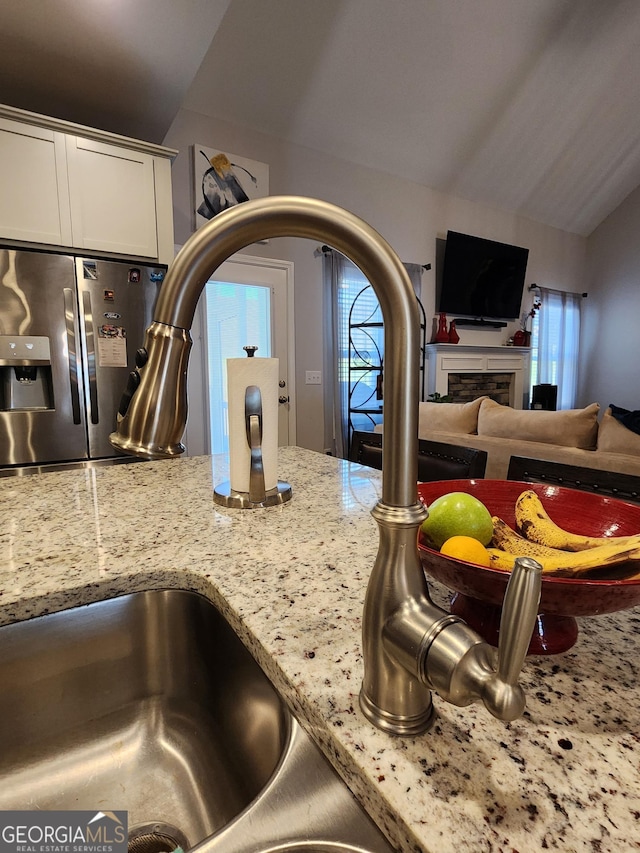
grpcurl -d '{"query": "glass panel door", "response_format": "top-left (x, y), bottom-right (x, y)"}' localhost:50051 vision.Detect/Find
top-left (183, 253), bottom-right (294, 458)
top-left (204, 280), bottom-right (271, 454)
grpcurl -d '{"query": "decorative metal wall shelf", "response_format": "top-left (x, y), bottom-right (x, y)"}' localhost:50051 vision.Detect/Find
top-left (347, 285), bottom-right (426, 449)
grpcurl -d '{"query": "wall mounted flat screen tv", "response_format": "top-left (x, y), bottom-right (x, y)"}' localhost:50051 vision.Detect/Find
top-left (438, 230), bottom-right (529, 321)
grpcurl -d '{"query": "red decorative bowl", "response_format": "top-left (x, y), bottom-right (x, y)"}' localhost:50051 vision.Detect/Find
top-left (417, 479), bottom-right (640, 655)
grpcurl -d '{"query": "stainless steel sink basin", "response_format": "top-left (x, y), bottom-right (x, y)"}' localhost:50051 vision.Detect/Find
top-left (0, 590), bottom-right (394, 853)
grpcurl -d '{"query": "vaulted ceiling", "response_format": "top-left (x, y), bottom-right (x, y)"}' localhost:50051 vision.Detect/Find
top-left (3, 0), bottom-right (640, 236)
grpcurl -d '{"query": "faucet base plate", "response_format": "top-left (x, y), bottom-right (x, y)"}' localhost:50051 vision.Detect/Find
top-left (359, 687), bottom-right (436, 737)
top-left (213, 480), bottom-right (292, 508)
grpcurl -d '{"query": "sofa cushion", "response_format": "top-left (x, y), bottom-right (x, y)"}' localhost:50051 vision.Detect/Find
top-left (418, 396), bottom-right (487, 436)
top-left (477, 399), bottom-right (600, 449)
top-left (597, 408), bottom-right (640, 455)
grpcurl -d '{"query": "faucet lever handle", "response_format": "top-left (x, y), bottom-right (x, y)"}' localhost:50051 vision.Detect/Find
top-left (483, 556), bottom-right (542, 720)
top-left (498, 557), bottom-right (543, 683)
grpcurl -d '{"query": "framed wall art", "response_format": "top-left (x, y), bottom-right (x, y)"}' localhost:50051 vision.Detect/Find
top-left (193, 144), bottom-right (269, 230)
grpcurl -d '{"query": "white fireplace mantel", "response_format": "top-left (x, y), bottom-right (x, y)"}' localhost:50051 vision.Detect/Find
top-left (425, 344), bottom-right (531, 409)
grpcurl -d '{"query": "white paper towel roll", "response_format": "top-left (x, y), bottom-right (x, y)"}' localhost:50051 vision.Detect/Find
top-left (227, 357), bottom-right (279, 494)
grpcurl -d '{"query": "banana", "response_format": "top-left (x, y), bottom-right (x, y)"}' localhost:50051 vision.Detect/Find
top-left (487, 538), bottom-right (640, 576)
top-left (514, 489), bottom-right (640, 552)
top-left (491, 516), bottom-right (568, 559)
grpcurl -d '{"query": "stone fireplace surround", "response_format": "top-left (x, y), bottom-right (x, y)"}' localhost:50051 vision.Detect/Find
top-left (425, 344), bottom-right (531, 409)
top-left (448, 372), bottom-right (513, 406)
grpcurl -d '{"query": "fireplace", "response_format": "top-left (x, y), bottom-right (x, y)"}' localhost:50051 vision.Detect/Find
top-left (447, 372), bottom-right (513, 405)
top-left (425, 344), bottom-right (531, 409)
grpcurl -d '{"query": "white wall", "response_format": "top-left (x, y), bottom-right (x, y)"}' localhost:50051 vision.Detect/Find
top-left (579, 185), bottom-right (640, 412)
top-left (164, 107), bottom-right (587, 451)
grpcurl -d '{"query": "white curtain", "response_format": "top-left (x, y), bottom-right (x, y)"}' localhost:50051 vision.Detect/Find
top-left (322, 250), bottom-right (351, 459)
top-left (532, 287), bottom-right (582, 410)
top-left (321, 249), bottom-right (423, 458)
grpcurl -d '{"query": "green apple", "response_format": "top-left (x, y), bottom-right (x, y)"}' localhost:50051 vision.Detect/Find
top-left (420, 492), bottom-right (493, 549)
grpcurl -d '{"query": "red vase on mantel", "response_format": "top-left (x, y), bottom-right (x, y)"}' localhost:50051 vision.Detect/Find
top-left (448, 320), bottom-right (460, 344)
top-left (435, 312), bottom-right (450, 343)
top-left (513, 329), bottom-right (531, 347)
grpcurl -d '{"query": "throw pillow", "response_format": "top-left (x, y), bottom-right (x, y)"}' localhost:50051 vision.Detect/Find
top-left (418, 396), bottom-right (487, 436)
top-left (609, 403), bottom-right (640, 436)
top-left (477, 399), bottom-right (600, 449)
top-left (597, 408), bottom-right (640, 455)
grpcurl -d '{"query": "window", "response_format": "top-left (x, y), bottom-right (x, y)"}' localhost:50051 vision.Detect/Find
top-left (530, 288), bottom-right (582, 410)
top-left (344, 282), bottom-right (384, 435)
top-left (322, 249), bottom-right (423, 457)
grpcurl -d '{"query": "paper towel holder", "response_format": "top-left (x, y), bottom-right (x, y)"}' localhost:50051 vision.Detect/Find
top-left (213, 366), bottom-right (292, 509)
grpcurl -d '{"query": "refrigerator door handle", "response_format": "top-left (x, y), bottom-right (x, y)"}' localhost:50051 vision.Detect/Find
top-left (63, 287), bottom-right (82, 425)
top-left (82, 291), bottom-right (100, 424)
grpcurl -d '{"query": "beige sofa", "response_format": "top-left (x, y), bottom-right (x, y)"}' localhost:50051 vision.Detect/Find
top-left (379, 397), bottom-right (640, 480)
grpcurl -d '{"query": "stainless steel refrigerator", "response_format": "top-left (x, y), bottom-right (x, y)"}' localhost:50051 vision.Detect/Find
top-left (0, 247), bottom-right (165, 474)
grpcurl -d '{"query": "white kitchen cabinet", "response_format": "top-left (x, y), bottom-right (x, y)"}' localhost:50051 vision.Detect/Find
top-left (66, 136), bottom-right (158, 258)
top-left (0, 116), bottom-right (72, 246)
top-left (0, 105), bottom-right (176, 264)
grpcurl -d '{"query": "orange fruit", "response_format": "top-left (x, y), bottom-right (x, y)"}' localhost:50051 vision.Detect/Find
top-left (440, 535), bottom-right (491, 567)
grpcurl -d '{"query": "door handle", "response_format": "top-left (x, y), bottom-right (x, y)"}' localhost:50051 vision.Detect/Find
top-left (63, 288), bottom-right (82, 425)
top-left (82, 291), bottom-right (99, 424)
top-left (279, 395), bottom-right (289, 404)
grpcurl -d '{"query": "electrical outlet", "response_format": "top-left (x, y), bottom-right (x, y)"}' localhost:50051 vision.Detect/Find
top-left (305, 370), bottom-right (322, 385)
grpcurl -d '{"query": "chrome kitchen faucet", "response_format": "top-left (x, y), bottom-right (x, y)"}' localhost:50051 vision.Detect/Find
top-left (110, 196), bottom-right (542, 736)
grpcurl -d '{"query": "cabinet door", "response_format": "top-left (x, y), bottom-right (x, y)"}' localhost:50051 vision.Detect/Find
top-left (0, 118), bottom-right (72, 245)
top-left (66, 136), bottom-right (158, 257)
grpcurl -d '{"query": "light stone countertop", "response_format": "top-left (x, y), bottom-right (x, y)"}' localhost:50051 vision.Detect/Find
top-left (1, 447), bottom-right (639, 853)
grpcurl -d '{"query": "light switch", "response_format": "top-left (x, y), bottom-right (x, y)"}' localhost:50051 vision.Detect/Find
top-left (305, 370), bottom-right (322, 385)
